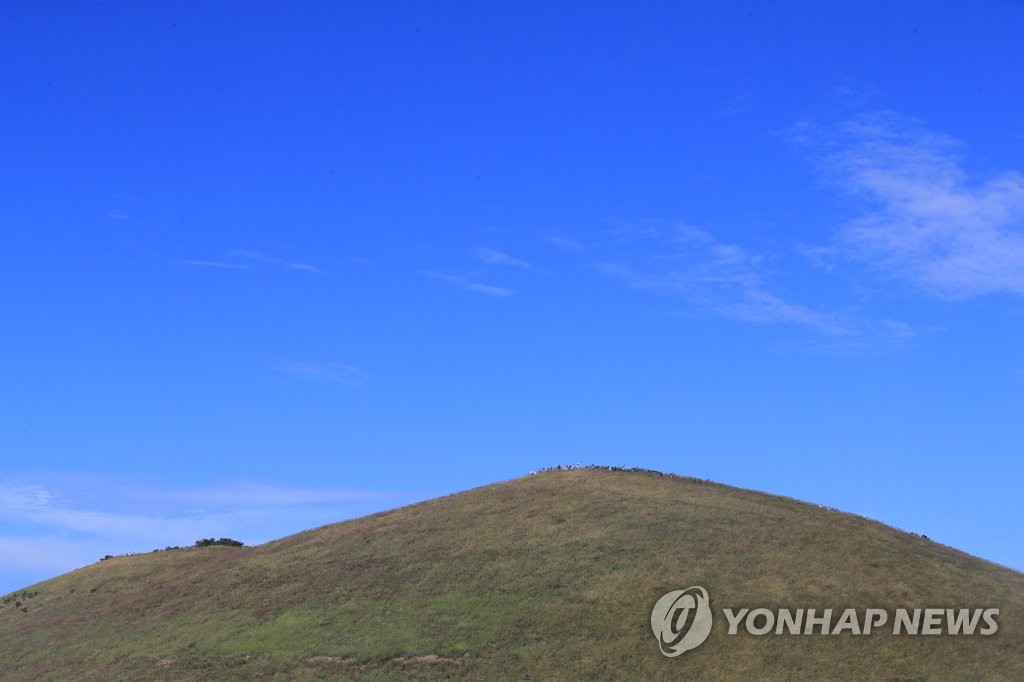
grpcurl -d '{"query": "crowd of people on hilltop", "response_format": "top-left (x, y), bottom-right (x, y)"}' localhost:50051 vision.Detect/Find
top-left (531, 463), bottom-right (584, 473)
top-left (528, 463), bottom-right (699, 479)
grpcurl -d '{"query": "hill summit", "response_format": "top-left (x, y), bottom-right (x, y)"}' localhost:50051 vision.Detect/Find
top-left (2, 467), bottom-right (1022, 680)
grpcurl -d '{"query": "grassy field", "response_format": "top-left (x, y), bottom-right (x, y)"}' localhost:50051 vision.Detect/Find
top-left (2, 468), bottom-right (1022, 680)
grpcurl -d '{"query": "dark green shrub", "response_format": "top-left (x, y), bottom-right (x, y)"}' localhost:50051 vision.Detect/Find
top-left (194, 537), bottom-right (244, 547)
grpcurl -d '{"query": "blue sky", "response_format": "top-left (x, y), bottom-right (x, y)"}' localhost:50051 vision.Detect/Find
top-left (3, 1), bottom-right (1023, 593)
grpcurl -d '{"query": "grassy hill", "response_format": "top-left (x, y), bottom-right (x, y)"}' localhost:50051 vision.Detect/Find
top-left (2, 468), bottom-right (1022, 680)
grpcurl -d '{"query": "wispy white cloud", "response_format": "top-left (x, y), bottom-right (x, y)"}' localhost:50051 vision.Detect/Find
top-left (828, 78), bottom-right (881, 109)
top-left (463, 283), bottom-right (514, 296)
top-left (473, 247), bottom-right (530, 269)
top-left (278, 362), bottom-right (366, 386)
top-left (719, 290), bottom-right (847, 332)
top-left (0, 475), bottom-right (398, 592)
top-left (231, 250), bottom-right (323, 273)
top-left (176, 259), bottom-right (247, 270)
top-left (176, 250), bottom-right (322, 273)
top-left (544, 234), bottom-right (588, 253)
top-left (803, 112), bottom-right (1024, 299)
top-left (594, 224), bottom-right (849, 335)
top-left (419, 270), bottom-right (514, 297)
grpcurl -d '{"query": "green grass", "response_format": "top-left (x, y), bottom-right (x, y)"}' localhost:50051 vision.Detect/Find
top-left (2, 468), bottom-right (1022, 679)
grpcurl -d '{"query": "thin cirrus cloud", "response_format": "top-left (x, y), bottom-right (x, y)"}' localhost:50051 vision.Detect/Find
top-left (803, 111), bottom-right (1024, 300)
top-left (593, 224), bottom-right (850, 335)
top-left (544, 234), bottom-right (588, 253)
top-left (176, 259), bottom-right (248, 269)
top-left (279, 362), bottom-right (367, 386)
top-left (418, 270), bottom-right (514, 297)
top-left (0, 476), bottom-right (397, 587)
top-left (473, 247), bottom-right (531, 269)
top-left (176, 250), bottom-right (321, 273)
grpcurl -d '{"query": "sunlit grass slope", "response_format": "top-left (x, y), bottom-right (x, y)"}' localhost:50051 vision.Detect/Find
top-left (2, 468), bottom-right (1022, 680)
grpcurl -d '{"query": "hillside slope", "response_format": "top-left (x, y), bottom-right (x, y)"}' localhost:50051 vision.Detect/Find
top-left (2, 468), bottom-right (1022, 680)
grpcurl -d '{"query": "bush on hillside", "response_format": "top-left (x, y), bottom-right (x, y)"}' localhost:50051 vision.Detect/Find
top-left (194, 537), bottom-right (244, 548)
